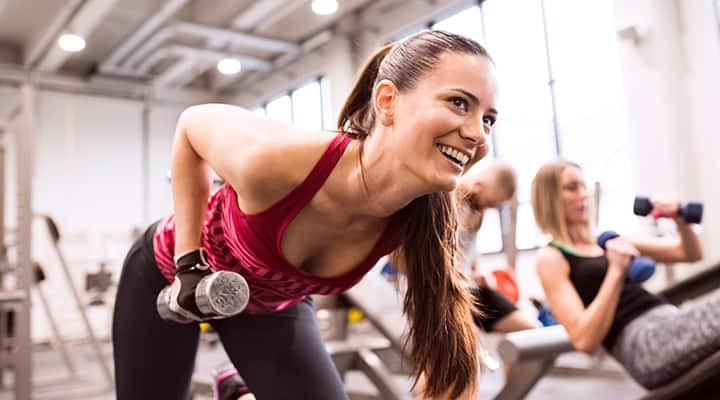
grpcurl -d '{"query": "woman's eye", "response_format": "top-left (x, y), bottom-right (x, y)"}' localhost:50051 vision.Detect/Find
top-left (449, 97), bottom-right (468, 112)
top-left (483, 116), bottom-right (496, 127)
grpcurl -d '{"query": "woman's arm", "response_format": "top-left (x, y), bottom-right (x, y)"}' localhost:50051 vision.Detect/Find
top-left (170, 103), bottom-right (324, 256)
top-left (536, 244), bottom-right (632, 354)
top-left (170, 107), bottom-right (214, 256)
top-left (629, 198), bottom-right (703, 263)
top-left (629, 224), bottom-right (703, 264)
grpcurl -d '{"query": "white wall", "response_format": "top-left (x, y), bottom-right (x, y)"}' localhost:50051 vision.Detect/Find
top-left (148, 104), bottom-right (184, 222)
top-left (681, 0), bottom-right (720, 262)
top-left (614, 0), bottom-right (720, 261)
top-left (35, 91), bottom-right (144, 235)
top-left (30, 92), bottom-right (195, 238)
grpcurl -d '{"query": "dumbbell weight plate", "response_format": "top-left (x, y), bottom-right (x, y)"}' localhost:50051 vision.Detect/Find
top-left (682, 203), bottom-right (703, 224)
top-left (196, 271), bottom-right (250, 317)
top-left (633, 197), bottom-right (653, 216)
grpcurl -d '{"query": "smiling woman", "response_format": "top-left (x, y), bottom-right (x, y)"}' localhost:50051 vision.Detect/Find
top-left (336, 31), bottom-right (498, 398)
top-left (112, 30), bottom-right (497, 400)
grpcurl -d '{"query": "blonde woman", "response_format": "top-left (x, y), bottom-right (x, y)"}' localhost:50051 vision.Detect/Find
top-left (531, 160), bottom-right (716, 390)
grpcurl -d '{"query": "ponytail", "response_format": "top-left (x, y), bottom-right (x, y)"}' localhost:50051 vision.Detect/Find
top-left (337, 43), bottom-right (393, 137)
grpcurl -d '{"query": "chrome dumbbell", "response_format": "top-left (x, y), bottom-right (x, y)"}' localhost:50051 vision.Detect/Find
top-left (156, 270), bottom-right (250, 323)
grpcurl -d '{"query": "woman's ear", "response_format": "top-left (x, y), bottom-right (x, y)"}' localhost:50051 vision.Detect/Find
top-left (373, 79), bottom-right (397, 126)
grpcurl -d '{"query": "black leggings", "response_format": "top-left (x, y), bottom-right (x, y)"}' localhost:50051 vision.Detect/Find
top-left (470, 286), bottom-right (518, 332)
top-left (112, 223), bottom-right (347, 400)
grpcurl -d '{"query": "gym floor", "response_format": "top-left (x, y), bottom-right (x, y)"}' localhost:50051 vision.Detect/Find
top-left (0, 251), bottom-right (659, 399)
top-left (0, 322), bottom-right (645, 400)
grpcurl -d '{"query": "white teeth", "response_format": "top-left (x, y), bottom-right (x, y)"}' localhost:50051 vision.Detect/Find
top-left (437, 144), bottom-right (469, 166)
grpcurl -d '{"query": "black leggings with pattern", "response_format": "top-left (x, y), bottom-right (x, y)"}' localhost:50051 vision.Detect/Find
top-left (614, 290), bottom-right (720, 389)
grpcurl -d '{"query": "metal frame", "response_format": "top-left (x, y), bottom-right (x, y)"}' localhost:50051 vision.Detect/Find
top-left (38, 215), bottom-right (114, 390)
top-left (496, 262), bottom-right (720, 400)
top-left (0, 83), bottom-right (36, 400)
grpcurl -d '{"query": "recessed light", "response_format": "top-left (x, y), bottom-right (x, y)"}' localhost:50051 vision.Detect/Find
top-left (217, 58), bottom-right (242, 75)
top-left (58, 33), bottom-right (86, 52)
top-left (312, 0), bottom-right (338, 16)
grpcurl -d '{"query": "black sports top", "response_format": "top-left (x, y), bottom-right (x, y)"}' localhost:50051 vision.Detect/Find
top-left (549, 242), bottom-right (668, 350)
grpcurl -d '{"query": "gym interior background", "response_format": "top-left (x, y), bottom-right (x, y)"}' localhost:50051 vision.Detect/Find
top-left (0, 0), bottom-right (718, 399)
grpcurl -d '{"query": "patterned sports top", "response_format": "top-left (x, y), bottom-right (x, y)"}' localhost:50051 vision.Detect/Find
top-left (153, 134), bottom-right (399, 314)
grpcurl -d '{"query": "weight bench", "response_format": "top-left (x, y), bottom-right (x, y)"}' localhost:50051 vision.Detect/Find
top-left (339, 264), bottom-right (413, 400)
top-left (497, 262), bottom-right (720, 400)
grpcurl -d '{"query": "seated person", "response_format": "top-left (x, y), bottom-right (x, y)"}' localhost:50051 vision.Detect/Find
top-left (531, 160), bottom-right (717, 390)
top-left (455, 161), bottom-right (539, 333)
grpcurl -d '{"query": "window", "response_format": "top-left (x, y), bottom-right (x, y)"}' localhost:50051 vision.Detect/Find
top-left (476, 208), bottom-right (503, 253)
top-left (265, 95), bottom-right (292, 124)
top-left (542, 0), bottom-right (634, 235)
top-left (431, 6), bottom-right (484, 43)
top-left (251, 76), bottom-right (328, 130)
top-left (291, 81), bottom-right (323, 130)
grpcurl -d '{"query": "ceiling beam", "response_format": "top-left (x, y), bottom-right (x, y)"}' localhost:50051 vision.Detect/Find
top-left (169, 60), bottom-right (215, 88)
top-left (136, 45), bottom-right (271, 77)
top-left (212, 29), bottom-right (332, 92)
top-left (0, 62), bottom-right (219, 105)
top-left (109, 21), bottom-right (298, 79)
top-left (100, 0), bottom-right (189, 72)
top-left (118, 26), bottom-right (174, 70)
top-left (253, 0), bottom-right (308, 34)
top-left (169, 45), bottom-right (272, 70)
top-left (152, 57), bottom-right (197, 89)
top-left (230, 0), bottom-right (288, 31)
top-left (174, 21), bottom-right (299, 53)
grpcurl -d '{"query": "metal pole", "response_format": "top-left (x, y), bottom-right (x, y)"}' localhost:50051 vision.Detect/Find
top-left (502, 195), bottom-right (519, 268)
top-left (43, 216), bottom-right (114, 386)
top-left (0, 120), bottom-right (6, 389)
top-left (13, 83), bottom-right (35, 400)
top-left (141, 99), bottom-right (150, 223)
top-left (34, 279), bottom-right (77, 378)
top-left (539, 0), bottom-right (562, 157)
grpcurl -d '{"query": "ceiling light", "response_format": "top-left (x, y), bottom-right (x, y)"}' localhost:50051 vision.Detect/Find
top-left (217, 58), bottom-right (242, 75)
top-left (58, 33), bottom-right (86, 52)
top-left (312, 0), bottom-right (338, 16)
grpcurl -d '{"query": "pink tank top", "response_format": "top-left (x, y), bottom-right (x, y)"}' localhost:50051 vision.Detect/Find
top-left (153, 135), bottom-right (399, 314)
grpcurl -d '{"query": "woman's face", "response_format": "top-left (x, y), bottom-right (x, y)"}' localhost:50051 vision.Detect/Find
top-left (560, 165), bottom-right (589, 225)
top-left (383, 52), bottom-right (498, 192)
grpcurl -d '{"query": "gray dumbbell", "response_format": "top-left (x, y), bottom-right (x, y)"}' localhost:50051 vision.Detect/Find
top-left (156, 271), bottom-right (250, 323)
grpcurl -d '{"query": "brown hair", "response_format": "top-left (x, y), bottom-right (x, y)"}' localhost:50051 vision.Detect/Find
top-left (338, 30), bottom-right (492, 398)
top-left (531, 160), bottom-right (591, 244)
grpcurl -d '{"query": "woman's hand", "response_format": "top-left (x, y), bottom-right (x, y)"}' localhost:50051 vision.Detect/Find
top-left (604, 237), bottom-right (638, 275)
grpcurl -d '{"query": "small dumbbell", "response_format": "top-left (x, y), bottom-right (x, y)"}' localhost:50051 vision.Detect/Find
top-left (156, 270), bottom-right (250, 323)
top-left (597, 231), bottom-right (656, 283)
top-left (633, 197), bottom-right (703, 224)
